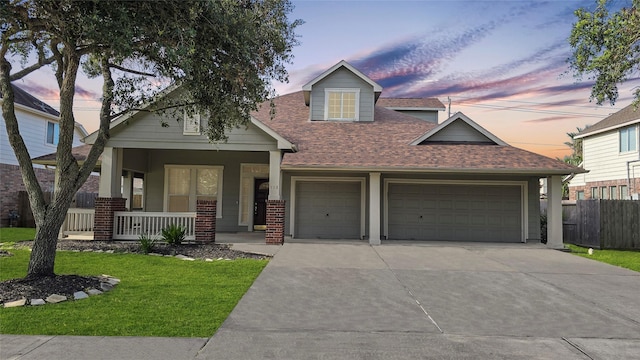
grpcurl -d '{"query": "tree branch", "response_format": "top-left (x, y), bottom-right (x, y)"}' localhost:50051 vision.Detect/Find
top-left (108, 62), bottom-right (156, 77)
top-left (9, 55), bottom-right (56, 81)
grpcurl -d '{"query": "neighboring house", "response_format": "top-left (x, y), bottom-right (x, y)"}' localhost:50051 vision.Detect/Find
top-left (0, 85), bottom-right (98, 226)
top-left (568, 104), bottom-right (640, 200)
top-left (79, 60), bottom-right (578, 246)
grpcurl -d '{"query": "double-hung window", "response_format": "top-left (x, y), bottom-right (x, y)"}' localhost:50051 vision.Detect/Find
top-left (164, 165), bottom-right (223, 217)
top-left (46, 121), bottom-right (59, 145)
top-left (325, 88), bottom-right (359, 121)
top-left (619, 126), bottom-right (637, 152)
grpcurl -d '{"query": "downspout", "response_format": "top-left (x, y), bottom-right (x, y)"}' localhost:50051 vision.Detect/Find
top-left (628, 159), bottom-right (640, 199)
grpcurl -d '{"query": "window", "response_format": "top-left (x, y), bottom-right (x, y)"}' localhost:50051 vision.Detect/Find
top-left (610, 186), bottom-right (617, 199)
top-left (620, 126), bottom-right (637, 152)
top-left (601, 186), bottom-right (609, 200)
top-left (325, 88), bottom-right (359, 120)
top-left (183, 109), bottom-right (201, 135)
top-left (46, 121), bottom-right (59, 145)
top-left (576, 190), bottom-right (585, 200)
top-left (591, 187), bottom-right (598, 199)
top-left (164, 165), bottom-right (223, 217)
top-left (620, 185), bottom-right (629, 199)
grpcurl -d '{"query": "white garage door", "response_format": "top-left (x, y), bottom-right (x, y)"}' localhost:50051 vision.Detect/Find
top-left (295, 181), bottom-right (361, 239)
top-left (388, 183), bottom-right (522, 242)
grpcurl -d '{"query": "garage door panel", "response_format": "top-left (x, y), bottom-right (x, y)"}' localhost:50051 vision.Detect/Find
top-left (388, 183), bottom-right (522, 242)
top-left (296, 181), bottom-right (361, 239)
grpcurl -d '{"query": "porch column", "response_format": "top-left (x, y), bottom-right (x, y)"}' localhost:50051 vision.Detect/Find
top-left (195, 200), bottom-right (216, 243)
top-left (369, 172), bottom-right (381, 245)
top-left (94, 147), bottom-right (124, 241)
top-left (99, 147), bottom-right (123, 198)
top-left (266, 150), bottom-right (285, 244)
top-left (546, 175), bottom-right (563, 248)
top-left (268, 150), bottom-right (282, 200)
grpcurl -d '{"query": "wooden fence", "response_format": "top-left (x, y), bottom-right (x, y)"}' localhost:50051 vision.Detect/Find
top-left (17, 191), bottom-right (97, 228)
top-left (562, 200), bottom-right (640, 250)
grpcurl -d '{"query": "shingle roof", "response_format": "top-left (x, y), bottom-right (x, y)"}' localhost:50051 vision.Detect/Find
top-left (377, 97), bottom-right (445, 109)
top-left (577, 103), bottom-right (640, 138)
top-left (32, 144), bottom-right (100, 168)
top-left (0, 84), bottom-right (60, 116)
top-left (253, 92), bottom-right (581, 175)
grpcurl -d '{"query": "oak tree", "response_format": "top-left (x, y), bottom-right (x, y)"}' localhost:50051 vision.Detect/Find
top-left (568, 0), bottom-right (640, 106)
top-left (0, 0), bottom-right (300, 278)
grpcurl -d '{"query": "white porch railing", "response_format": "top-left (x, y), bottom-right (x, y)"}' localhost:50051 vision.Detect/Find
top-left (113, 211), bottom-right (196, 241)
top-left (62, 208), bottom-right (95, 233)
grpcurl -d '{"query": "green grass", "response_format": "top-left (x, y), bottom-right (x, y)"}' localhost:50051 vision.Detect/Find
top-left (0, 249), bottom-right (267, 337)
top-left (567, 244), bottom-right (640, 272)
top-left (0, 227), bottom-right (36, 245)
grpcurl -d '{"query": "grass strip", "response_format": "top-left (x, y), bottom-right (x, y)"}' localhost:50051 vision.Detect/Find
top-left (1, 250), bottom-right (267, 337)
top-left (567, 244), bottom-right (640, 272)
top-left (0, 228), bottom-right (36, 246)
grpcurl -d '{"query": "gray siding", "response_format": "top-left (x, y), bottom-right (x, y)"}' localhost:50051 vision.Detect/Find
top-left (144, 150), bottom-right (269, 232)
top-left (309, 67), bottom-right (375, 122)
top-left (393, 110), bottom-right (439, 123)
top-left (527, 177), bottom-right (542, 241)
top-left (122, 149), bottom-right (149, 172)
top-left (426, 119), bottom-right (492, 143)
top-left (107, 111), bottom-right (278, 151)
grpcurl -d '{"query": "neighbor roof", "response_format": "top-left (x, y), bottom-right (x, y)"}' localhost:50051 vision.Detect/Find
top-left (252, 92), bottom-right (582, 175)
top-left (377, 97), bottom-right (445, 110)
top-left (0, 84), bottom-right (60, 116)
top-left (31, 144), bottom-right (101, 169)
top-left (575, 103), bottom-right (640, 139)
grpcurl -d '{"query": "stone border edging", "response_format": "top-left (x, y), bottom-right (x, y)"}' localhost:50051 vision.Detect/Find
top-left (3, 275), bottom-right (120, 308)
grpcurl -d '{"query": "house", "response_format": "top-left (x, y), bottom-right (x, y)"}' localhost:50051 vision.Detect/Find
top-left (77, 60), bottom-right (579, 246)
top-left (0, 85), bottom-right (98, 226)
top-left (568, 104), bottom-right (640, 200)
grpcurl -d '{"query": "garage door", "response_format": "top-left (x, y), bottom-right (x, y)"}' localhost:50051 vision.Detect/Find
top-left (295, 181), bottom-right (361, 239)
top-left (388, 183), bottom-right (522, 242)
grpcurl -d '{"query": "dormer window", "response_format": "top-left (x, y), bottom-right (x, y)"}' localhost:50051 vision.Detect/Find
top-left (325, 88), bottom-right (359, 121)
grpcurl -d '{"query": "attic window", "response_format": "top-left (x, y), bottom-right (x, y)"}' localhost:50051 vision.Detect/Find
top-left (324, 88), bottom-right (359, 121)
top-left (183, 109), bottom-right (201, 135)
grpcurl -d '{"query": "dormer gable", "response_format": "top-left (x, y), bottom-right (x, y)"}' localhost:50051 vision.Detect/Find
top-left (302, 60), bottom-right (382, 122)
top-left (410, 112), bottom-right (507, 145)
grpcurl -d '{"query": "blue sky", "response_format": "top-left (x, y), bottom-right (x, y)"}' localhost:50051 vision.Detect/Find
top-left (14, 0), bottom-right (638, 158)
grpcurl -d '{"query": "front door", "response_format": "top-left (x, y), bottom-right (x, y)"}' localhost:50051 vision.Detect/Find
top-left (253, 179), bottom-right (269, 230)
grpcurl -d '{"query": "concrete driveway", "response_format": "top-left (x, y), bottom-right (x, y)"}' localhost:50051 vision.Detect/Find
top-left (198, 242), bottom-right (640, 359)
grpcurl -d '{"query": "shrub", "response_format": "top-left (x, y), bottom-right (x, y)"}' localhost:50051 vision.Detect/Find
top-left (138, 233), bottom-right (157, 254)
top-left (540, 213), bottom-right (547, 244)
top-left (162, 224), bottom-right (186, 246)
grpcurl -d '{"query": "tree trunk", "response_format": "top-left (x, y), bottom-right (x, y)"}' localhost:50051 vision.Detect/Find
top-left (27, 216), bottom-right (65, 278)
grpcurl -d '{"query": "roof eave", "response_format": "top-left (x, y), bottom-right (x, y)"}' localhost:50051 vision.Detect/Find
top-left (280, 164), bottom-right (582, 176)
top-left (574, 118), bottom-right (640, 139)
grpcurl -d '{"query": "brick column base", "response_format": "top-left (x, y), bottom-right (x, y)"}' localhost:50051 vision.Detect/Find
top-left (196, 200), bottom-right (216, 243)
top-left (266, 200), bottom-right (285, 245)
top-left (94, 197), bottom-right (126, 241)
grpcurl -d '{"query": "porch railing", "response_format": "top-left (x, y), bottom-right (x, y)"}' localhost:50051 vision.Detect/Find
top-left (113, 211), bottom-right (196, 241)
top-left (62, 208), bottom-right (95, 233)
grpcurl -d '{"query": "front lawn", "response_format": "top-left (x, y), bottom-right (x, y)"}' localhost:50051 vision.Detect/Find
top-left (0, 227), bottom-right (36, 245)
top-left (0, 249), bottom-right (267, 337)
top-left (567, 244), bottom-right (640, 272)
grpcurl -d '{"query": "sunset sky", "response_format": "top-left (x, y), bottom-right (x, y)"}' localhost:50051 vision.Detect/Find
top-left (12, 0), bottom-right (640, 159)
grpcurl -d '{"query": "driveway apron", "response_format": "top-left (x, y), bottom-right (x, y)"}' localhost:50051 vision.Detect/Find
top-left (197, 243), bottom-right (640, 360)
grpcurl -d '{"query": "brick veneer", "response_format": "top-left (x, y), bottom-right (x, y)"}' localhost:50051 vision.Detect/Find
top-left (0, 163), bottom-right (100, 227)
top-left (570, 178), bottom-right (640, 200)
top-left (265, 200), bottom-right (285, 245)
top-left (195, 200), bottom-right (216, 243)
top-left (93, 197), bottom-right (126, 241)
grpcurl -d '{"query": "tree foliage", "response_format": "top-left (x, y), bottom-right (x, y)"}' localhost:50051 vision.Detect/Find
top-left (0, 0), bottom-right (300, 277)
top-left (568, 0), bottom-right (640, 106)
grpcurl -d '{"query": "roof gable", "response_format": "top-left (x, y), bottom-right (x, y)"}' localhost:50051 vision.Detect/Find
top-left (410, 112), bottom-right (506, 146)
top-left (575, 103), bottom-right (640, 139)
top-left (302, 60), bottom-right (382, 106)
